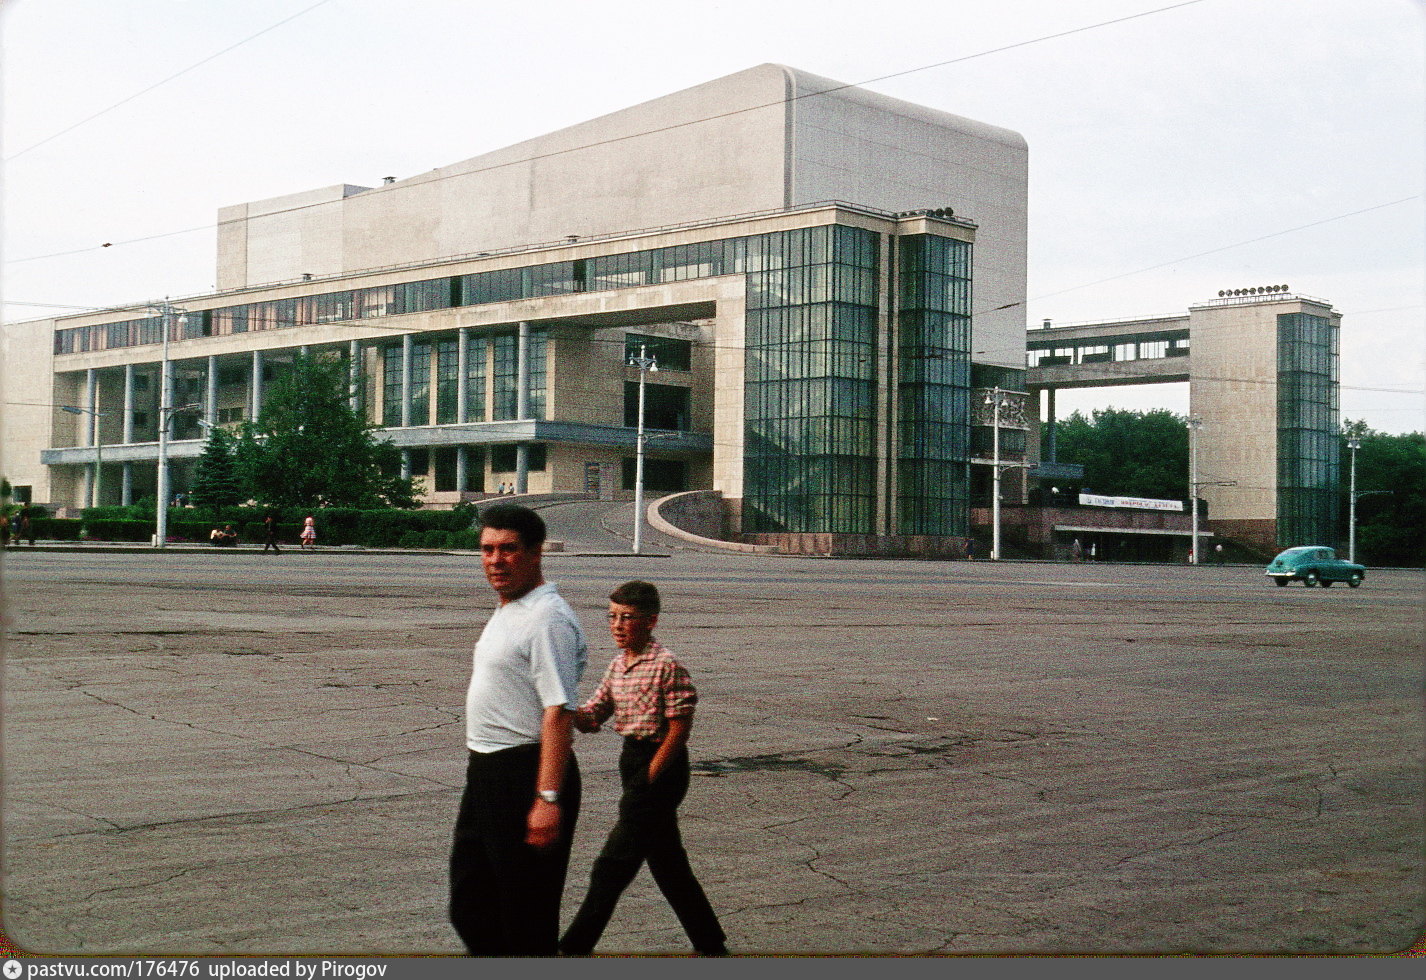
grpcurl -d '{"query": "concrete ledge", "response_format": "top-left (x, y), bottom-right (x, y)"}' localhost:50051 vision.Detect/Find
top-left (649, 491), bottom-right (776, 554)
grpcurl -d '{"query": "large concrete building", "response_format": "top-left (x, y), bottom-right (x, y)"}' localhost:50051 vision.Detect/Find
top-left (2, 65), bottom-right (1030, 553)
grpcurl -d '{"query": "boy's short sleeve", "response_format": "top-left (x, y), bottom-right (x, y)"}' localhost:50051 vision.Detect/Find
top-left (662, 659), bottom-right (698, 718)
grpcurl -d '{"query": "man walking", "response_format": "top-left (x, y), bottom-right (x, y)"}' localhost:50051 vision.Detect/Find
top-left (450, 503), bottom-right (587, 955)
top-left (559, 580), bottom-right (727, 956)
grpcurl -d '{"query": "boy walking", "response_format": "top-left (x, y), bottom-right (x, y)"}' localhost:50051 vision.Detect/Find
top-left (559, 581), bottom-right (727, 956)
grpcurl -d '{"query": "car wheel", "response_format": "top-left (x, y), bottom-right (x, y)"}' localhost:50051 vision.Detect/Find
top-left (1348, 573), bottom-right (1363, 588)
top-left (1274, 578), bottom-right (1288, 587)
top-left (1320, 579), bottom-right (1332, 587)
top-left (1303, 571), bottom-right (1319, 587)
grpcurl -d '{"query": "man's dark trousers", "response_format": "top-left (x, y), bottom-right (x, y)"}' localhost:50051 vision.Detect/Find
top-left (559, 737), bottom-right (725, 954)
top-left (449, 743), bottom-right (581, 955)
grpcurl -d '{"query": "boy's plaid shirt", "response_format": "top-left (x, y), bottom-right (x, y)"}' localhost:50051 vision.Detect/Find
top-left (576, 639), bottom-right (696, 741)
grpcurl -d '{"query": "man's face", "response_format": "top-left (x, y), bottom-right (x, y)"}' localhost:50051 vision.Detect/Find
top-left (608, 601), bottom-right (657, 655)
top-left (480, 527), bottom-right (542, 603)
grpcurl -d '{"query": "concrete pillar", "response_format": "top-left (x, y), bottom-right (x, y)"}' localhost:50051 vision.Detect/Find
top-left (206, 355), bottom-right (219, 426)
top-left (515, 322), bottom-right (530, 494)
top-left (456, 446), bottom-right (468, 494)
top-left (401, 449), bottom-right (412, 480)
top-left (1045, 387), bottom-right (1058, 463)
top-left (121, 462), bottom-right (133, 506)
top-left (123, 364), bottom-right (135, 444)
top-left (83, 369), bottom-right (97, 446)
top-left (349, 340), bottom-right (361, 413)
top-left (401, 335), bottom-right (413, 428)
top-left (250, 350), bottom-right (264, 420)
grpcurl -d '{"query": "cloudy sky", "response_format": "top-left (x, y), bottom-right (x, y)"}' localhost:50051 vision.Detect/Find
top-left (3, 0), bottom-right (1423, 432)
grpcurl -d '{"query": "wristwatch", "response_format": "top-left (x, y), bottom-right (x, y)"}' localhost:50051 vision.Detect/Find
top-left (537, 789), bottom-right (560, 804)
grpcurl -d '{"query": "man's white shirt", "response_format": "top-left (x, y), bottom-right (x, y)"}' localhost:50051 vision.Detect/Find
top-left (465, 582), bottom-right (587, 753)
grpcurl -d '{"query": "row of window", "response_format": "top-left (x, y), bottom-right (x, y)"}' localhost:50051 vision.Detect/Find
top-left (1026, 333), bottom-right (1190, 368)
top-left (54, 224), bottom-right (879, 355)
top-left (380, 330), bottom-right (549, 427)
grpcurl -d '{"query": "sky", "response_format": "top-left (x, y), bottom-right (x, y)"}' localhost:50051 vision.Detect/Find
top-left (3, 0), bottom-right (1423, 433)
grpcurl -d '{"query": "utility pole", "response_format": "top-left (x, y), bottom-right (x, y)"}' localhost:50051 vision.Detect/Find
top-left (1188, 415), bottom-right (1202, 564)
top-left (1347, 435), bottom-right (1360, 563)
top-left (985, 387), bottom-right (1006, 560)
top-left (629, 343), bottom-right (658, 554)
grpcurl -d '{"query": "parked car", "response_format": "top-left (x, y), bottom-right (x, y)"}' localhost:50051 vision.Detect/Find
top-left (1265, 546), bottom-right (1366, 588)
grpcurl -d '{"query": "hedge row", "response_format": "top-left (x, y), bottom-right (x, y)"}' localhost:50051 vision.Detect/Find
top-left (46, 506), bottom-right (486, 549)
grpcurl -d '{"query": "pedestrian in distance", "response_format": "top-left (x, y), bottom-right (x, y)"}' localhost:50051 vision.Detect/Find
top-left (300, 515), bottom-right (316, 550)
top-left (559, 580), bottom-right (728, 957)
top-left (19, 505), bottom-right (35, 546)
top-left (262, 513), bottom-right (281, 553)
top-left (449, 503), bottom-right (587, 955)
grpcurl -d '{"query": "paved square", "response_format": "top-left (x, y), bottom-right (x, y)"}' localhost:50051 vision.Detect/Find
top-left (2, 550), bottom-right (1421, 955)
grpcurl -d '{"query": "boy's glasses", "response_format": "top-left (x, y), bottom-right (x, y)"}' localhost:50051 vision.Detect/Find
top-left (608, 613), bottom-right (650, 623)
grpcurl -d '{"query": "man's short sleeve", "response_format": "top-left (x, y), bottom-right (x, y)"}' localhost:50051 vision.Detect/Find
top-left (527, 606), bottom-right (586, 710)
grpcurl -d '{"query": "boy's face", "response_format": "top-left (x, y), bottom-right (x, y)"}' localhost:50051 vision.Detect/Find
top-left (608, 601), bottom-right (657, 655)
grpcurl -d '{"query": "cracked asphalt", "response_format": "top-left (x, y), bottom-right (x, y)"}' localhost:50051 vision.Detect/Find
top-left (1, 548), bottom-right (1422, 956)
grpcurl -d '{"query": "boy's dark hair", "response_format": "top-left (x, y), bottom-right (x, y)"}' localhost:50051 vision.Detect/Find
top-left (480, 503), bottom-right (547, 548)
top-left (610, 580), bottom-right (660, 615)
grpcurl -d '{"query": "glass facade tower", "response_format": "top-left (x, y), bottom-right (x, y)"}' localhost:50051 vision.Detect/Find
top-left (1277, 312), bottom-right (1340, 547)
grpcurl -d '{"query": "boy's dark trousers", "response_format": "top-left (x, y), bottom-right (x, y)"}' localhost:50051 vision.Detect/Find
top-left (559, 736), bottom-right (725, 955)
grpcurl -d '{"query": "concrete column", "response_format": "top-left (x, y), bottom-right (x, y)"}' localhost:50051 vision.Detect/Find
top-left (123, 365), bottom-right (135, 444)
top-left (456, 327), bottom-right (469, 424)
top-left (348, 340), bottom-right (361, 413)
top-left (121, 462), bottom-right (133, 506)
top-left (515, 322), bottom-right (530, 494)
top-left (401, 335), bottom-right (413, 428)
top-left (456, 446), bottom-right (468, 493)
top-left (1045, 387), bottom-right (1058, 463)
top-left (250, 350), bottom-right (264, 420)
top-left (401, 449), bottom-right (412, 480)
top-left (83, 369), bottom-right (97, 446)
top-left (206, 355), bottom-right (219, 426)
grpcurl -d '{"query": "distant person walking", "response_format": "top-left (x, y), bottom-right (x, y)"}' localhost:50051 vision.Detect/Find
top-left (20, 506), bottom-right (34, 546)
top-left (263, 513), bottom-right (281, 553)
top-left (300, 516), bottom-right (316, 550)
top-left (559, 580), bottom-right (727, 957)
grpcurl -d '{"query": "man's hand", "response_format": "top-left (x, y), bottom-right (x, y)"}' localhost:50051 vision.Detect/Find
top-left (572, 712), bottom-right (600, 734)
top-left (526, 798), bottom-right (561, 849)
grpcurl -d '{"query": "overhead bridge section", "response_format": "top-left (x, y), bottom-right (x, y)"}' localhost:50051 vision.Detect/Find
top-left (1024, 315), bottom-right (1191, 389)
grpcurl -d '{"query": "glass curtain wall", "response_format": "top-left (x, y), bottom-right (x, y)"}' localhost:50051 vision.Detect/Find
top-left (492, 330), bottom-right (548, 421)
top-left (742, 224), bottom-right (880, 534)
top-left (1277, 312), bottom-right (1340, 547)
top-left (897, 235), bottom-right (972, 536)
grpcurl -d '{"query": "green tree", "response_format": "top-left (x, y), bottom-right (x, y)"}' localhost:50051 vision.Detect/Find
top-left (235, 353), bottom-right (421, 509)
top-left (189, 426), bottom-right (245, 508)
top-left (1049, 408), bottom-right (1190, 500)
top-left (1341, 420), bottom-right (1425, 567)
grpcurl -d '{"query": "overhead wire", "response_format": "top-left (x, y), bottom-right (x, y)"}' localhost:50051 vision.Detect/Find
top-left (4, 0), bottom-right (341, 162)
top-left (7, 0), bottom-right (1211, 265)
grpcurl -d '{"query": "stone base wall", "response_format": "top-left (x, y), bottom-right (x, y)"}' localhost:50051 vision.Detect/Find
top-left (741, 533), bottom-right (967, 559)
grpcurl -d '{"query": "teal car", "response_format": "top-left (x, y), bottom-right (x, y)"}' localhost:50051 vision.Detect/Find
top-left (1265, 546), bottom-right (1366, 588)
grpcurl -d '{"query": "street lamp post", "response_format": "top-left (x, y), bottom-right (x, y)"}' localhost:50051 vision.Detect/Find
top-left (985, 387), bottom-right (1006, 560)
top-left (1188, 415), bottom-right (1202, 564)
top-left (151, 302), bottom-right (189, 548)
top-left (628, 344), bottom-right (658, 554)
top-left (59, 405), bottom-right (111, 508)
top-left (1347, 436), bottom-right (1361, 563)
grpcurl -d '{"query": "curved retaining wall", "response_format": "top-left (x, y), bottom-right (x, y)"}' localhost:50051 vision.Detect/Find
top-left (649, 491), bottom-right (776, 555)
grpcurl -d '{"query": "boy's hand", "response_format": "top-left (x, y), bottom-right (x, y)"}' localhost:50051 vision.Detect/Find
top-left (572, 712), bottom-right (600, 733)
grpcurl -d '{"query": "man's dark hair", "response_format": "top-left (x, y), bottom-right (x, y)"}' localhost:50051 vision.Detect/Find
top-left (480, 503), bottom-right (547, 548)
top-left (610, 580), bottom-right (660, 615)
